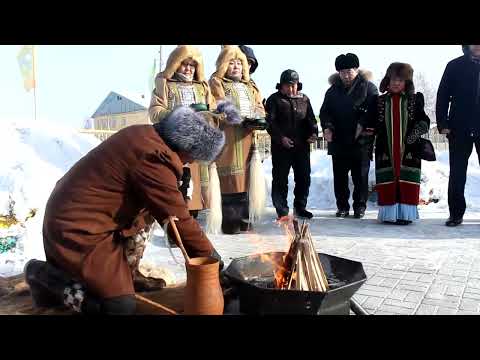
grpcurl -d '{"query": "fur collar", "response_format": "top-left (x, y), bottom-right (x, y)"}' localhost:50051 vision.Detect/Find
top-left (328, 69), bottom-right (373, 86)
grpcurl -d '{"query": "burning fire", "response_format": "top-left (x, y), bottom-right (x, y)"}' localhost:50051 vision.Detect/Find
top-left (243, 218), bottom-right (328, 292)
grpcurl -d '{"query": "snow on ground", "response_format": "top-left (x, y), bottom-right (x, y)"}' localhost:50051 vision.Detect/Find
top-left (1, 123), bottom-right (480, 278)
top-left (0, 120), bottom-right (100, 276)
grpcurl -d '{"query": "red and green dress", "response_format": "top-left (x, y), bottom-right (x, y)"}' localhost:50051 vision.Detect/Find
top-left (368, 92), bottom-right (430, 222)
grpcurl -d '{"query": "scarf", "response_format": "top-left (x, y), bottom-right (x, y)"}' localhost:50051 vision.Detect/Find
top-left (174, 72), bottom-right (194, 82)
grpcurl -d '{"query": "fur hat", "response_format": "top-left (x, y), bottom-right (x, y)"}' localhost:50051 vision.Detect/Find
top-left (379, 62), bottom-right (415, 94)
top-left (238, 45), bottom-right (258, 74)
top-left (160, 45), bottom-right (206, 82)
top-left (212, 46), bottom-right (250, 82)
top-left (154, 107), bottom-right (225, 162)
top-left (335, 53), bottom-right (360, 71)
top-left (276, 69), bottom-right (303, 91)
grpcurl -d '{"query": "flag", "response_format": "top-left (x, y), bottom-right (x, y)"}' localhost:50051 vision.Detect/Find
top-left (149, 58), bottom-right (157, 92)
top-left (17, 45), bottom-right (36, 92)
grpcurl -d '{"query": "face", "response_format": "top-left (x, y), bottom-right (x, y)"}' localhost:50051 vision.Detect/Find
top-left (388, 76), bottom-right (406, 94)
top-left (177, 59), bottom-right (196, 81)
top-left (338, 68), bottom-right (359, 86)
top-left (280, 83), bottom-right (298, 97)
top-left (227, 59), bottom-right (243, 78)
top-left (469, 45), bottom-right (480, 57)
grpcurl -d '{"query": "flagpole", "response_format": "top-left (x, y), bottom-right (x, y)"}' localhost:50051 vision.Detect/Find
top-left (32, 45), bottom-right (37, 122)
top-left (159, 45), bottom-right (163, 71)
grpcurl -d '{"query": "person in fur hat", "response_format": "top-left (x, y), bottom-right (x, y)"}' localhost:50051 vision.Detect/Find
top-left (209, 45), bottom-right (266, 234)
top-left (265, 69), bottom-right (318, 221)
top-left (319, 53), bottom-right (378, 219)
top-left (149, 45), bottom-right (216, 218)
top-left (364, 63), bottom-right (430, 225)
top-left (24, 104), bottom-right (241, 315)
top-left (436, 45), bottom-right (480, 227)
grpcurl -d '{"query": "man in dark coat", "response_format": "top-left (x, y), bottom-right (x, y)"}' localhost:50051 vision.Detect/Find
top-left (319, 53), bottom-right (378, 218)
top-left (265, 69), bottom-right (318, 220)
top-left (24, 103), bottom-right (241, 314)
top-left (436, 45), bottom-right (480, 227)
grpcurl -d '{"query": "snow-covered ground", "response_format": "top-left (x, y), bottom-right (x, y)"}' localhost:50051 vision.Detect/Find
top-left (0, 121), bottom-right (100, 276)
top-left (2, 122), bottom-right (480, 278)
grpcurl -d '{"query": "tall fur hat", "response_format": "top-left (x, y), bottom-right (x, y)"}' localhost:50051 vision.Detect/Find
top-left (160, 45), bottom-right (206, 82)
top-left (211, 45), bottom-right (250, 82)
top-left (379, 62), bottom-right (415, 94)
top-left (154, 107), bottom-right (225, 162)
top-left (335, 53), bottom-right (360, 71)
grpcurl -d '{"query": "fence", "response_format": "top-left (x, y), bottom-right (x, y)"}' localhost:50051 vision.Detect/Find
top-left (78, 129), bottom-right (117, 141)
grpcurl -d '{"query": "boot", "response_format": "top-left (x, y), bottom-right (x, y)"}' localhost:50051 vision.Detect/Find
top-left (294, 208), bottom-right (313, 219)
top-left (336, 209), bottom-right (349, 218)
top-left (24, 259), bottom-right (101, 313)
top-left (221, 195), bottom-right (241, 235)
top-left (353, 208), bottom-right (366, 219)
top-left (446, 217), bottom-right (463, 227)
top-left (239, 193), bottom-right (252, 232)
top-left (133, 269), bottom-right (167, 292)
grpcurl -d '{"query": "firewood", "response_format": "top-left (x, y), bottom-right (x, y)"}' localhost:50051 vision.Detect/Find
top-left (275, 219), bottom-right (331, 293)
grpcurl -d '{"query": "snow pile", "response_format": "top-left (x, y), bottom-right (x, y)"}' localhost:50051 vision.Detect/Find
top-left (0, 120), bottom-right (100, 276)
top-left (420, 149), bottom-right (480, 211)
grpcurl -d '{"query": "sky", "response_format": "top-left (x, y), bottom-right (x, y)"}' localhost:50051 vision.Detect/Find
top-left (0, 45), bottom-right (463, 128)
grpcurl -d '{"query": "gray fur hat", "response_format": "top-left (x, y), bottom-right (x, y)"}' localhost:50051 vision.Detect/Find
top-left (155, 107), bottom-right (226, 162)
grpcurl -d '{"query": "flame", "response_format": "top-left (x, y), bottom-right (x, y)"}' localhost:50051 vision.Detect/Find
top-left (243, 218), bottom-right (296, 290)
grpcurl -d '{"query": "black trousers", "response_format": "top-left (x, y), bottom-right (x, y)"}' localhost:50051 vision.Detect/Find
top-left (271, 145), bottom-right (311, 217)
top-left (448, 134), bottom-right (480, 219)
top-left (332, 150), bottom-right (371, 212)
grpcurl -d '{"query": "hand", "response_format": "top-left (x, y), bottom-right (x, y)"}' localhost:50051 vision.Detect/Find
top-left (281, 136), bottom-right (294, 149)
top-left (307, 135), bottom-right (317, 144)
top-left (323, 128), bottom-right (333, 143)
top-left (440, 129), bottom-right (451, 135)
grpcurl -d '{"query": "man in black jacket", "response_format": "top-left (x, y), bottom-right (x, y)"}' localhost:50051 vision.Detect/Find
top-left (319, 53), bottom-right (378, 218)
top-left (436, 45), bottom-right (480, 227)
top-left (265, 69), bottom-right (318, 220)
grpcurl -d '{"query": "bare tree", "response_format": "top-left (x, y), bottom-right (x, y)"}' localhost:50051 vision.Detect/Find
top-left (414, 72), bottom-right (437, 123)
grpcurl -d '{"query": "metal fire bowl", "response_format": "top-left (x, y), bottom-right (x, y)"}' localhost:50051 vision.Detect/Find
top-left (223, 252), bottom-right (367, 315)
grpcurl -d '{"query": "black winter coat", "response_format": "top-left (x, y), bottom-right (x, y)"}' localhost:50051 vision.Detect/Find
top-left (265, 91), bottom-right (318, 150)
top-left (319, 71), bottom-right (378, 156)
top-left (436, 52), bottom-right (480, 137)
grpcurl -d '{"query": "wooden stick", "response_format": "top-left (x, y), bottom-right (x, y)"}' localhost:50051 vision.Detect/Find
top-left (135, 294), bottom-right (178, 315)
top-left (166, 216), bottom-right (191, 265)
